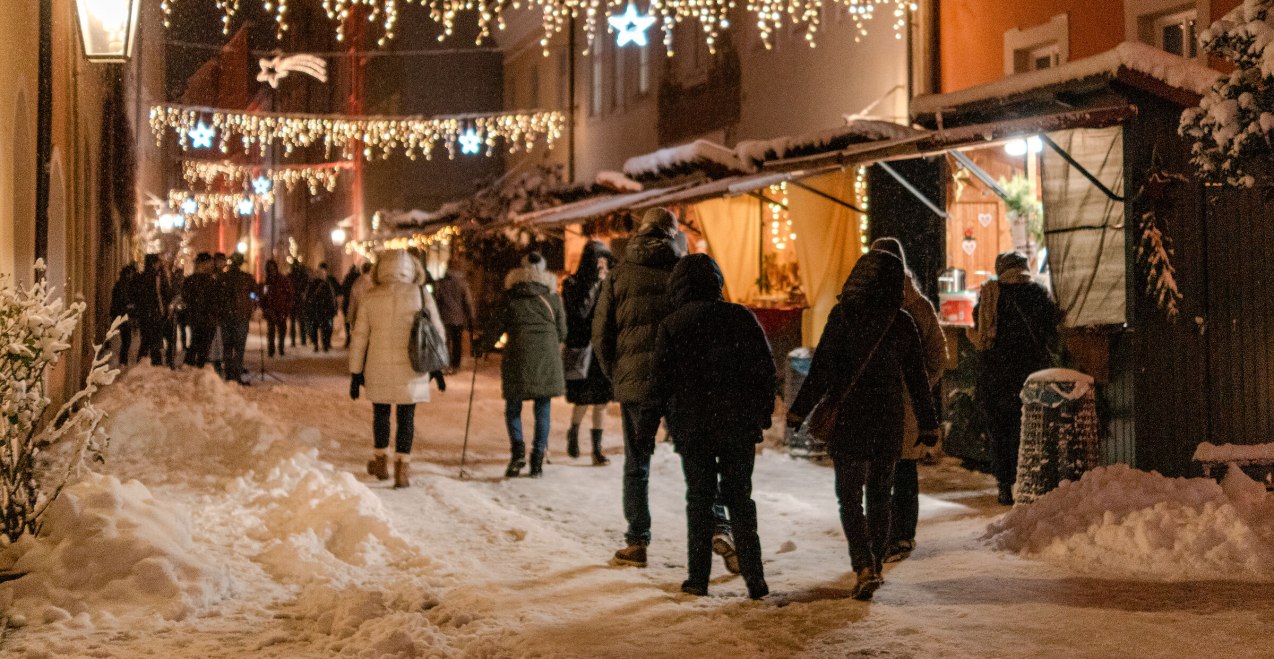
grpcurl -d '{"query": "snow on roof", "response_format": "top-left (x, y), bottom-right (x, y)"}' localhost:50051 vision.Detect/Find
top-left (913, 42), bottom-right (1222, 116)
top-left (594, 170), bottom-right (643, 193)
top-left (735, 120), bottom-right (919, 168)
top-left (1194, 441), bottom-right (1274, 464)
top-left (622, 139), bottom-right (752, 181)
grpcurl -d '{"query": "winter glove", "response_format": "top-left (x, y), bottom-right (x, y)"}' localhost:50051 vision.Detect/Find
top-left (349, 373), bottom-right (364, 401)
top-left (430, 370), bottom-right (447, 392)
top-left (785, 412), bottom-right (804, 431)
top-left (915, 427), bottom-right (942, 448)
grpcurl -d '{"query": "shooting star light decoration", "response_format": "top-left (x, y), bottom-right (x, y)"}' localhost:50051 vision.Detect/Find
top-left (257, 53), bottom-right (328, 89)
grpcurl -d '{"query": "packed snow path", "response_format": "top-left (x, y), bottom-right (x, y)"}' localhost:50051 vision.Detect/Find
top-left (3, 342), bottom-right (1273, 657)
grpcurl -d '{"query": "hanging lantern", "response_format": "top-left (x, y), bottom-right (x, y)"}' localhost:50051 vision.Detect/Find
top-left (75, 0), bottom-right (141, 63)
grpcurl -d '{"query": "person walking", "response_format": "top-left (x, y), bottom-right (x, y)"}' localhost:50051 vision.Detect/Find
top-left (307, 263), bottom-right (340, 352)
top-left (480, 253), bottom-right (567, 479)
top-left (261, 259), bottom-right (294, 358)
top-left (341, 264), bottom-right (360, 348)
top-left (131, 254), bottom-right (171, 366)
top-left (654, 254), bottom-right (774, 600)
top-left (967, 251), bottom-right (1060, 506)
top-left (220, 253), bottom-right (258, 384)
top-left (171, 266), bottom-right (189, 354)
top-left (109, 264), bottom-right (137, 366)
top-left (562, 241), bottom-right (615, 465)
top-left (593, 208), bottom-right (734, 569)
top-left (786, 249), bottom-right (941, 601)
top-left (871, 238), bottom-right (948, 563)
top-left (346, 262), bottom-right (374, 332)
top-left (288, 262), bottom-right (311, 348)
top-left (432, 259), bottom-right (477, 374)
top-left (182, 253), bottom-right (218, 368)
top-left (349, 250), bottom-right (446, 489)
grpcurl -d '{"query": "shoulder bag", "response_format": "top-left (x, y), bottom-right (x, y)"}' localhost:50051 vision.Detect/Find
top-left (409, 286), bottom-right (450, 374)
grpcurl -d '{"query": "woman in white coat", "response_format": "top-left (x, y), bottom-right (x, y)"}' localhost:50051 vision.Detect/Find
top-left (349, 250), bottom-right (446, 488)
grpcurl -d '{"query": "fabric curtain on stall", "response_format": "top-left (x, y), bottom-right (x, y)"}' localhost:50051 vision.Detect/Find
top-left (789, 169), bottom-right (863, 346)
top-left (1041, 126), bottom-right (1126, 327)
top-left (695, 195), bottom-right (762, 303)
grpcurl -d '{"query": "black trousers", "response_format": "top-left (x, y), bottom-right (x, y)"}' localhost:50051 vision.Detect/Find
top-left (266, 317), bottom-right (287, 356)
top-left (676, 423), bottom-right (764, 587)
top-left (373, 403), bottom-right (416, 454)
top-left (445, 324), bottom-right (465, 370)
top-left (891, 459), bottom-right (919, 544)
top-left (832, 454), bottom-right (897, 573)
top-left (137, 316), bottom-right (165, 366)
top-left (311, 316), bottom-right (334, 352)
top-left (222, 317), bottom-right (250, 382)
top-left (984, 390), bottom-right (1024, 487)
top-left (118, 321), bottom-right (133, 365)
top-left (186, 321), bottom-right (216, 367)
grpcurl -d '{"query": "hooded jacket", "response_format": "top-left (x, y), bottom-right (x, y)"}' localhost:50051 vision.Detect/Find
top-left (654, 255), bottom-right (776, 438)
top-left (433, 269), bottom-right (477, 328)
top-left (789, 250), bottom-right (939, 460)
top-left (592, 226), bottom-right (683, 403)
top-left (349, 250), bottom-right (445, 404)
top-left (563, 241), bottom-right (614, 350)
top-left (492, 259), bottom-right (568, 401)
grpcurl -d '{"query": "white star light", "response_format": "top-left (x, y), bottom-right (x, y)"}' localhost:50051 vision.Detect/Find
top-left (458, 129), bottom-right (483, 155)
top-left (252, 175), bottom-right (273, 195)
top-left (608, 3), bottom-right (655, 47)
top-left (190, 121), bottom-right (216, 149)
top-left (181, 197), bottom-right (198, 215)
top-left (237, 197), bottom-right (255, 216)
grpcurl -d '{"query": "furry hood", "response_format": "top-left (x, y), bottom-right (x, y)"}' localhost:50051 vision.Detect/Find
top-left (504, 265), bottom-right (557, 292)
top-left (372, 249), bottom-right (426, 286)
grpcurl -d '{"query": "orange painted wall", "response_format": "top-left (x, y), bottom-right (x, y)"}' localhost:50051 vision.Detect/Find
top-left (938, 0), bottom-right (1243, 93)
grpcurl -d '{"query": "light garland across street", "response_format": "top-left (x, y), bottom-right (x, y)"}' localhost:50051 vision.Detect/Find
top-left (168, 189), bottom-right (278, 226)
top-left (345, 225), bottom-right (462, 259)
top-left (181, 160), bottom-right (354, 195)
top-left (150, 103), bottom-right (565, 160)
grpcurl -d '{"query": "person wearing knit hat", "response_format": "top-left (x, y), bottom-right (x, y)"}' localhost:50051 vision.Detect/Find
top-left (639, 207), bottom-right (679, 236)
top-left (967, 251), bottom-right (1060, 505)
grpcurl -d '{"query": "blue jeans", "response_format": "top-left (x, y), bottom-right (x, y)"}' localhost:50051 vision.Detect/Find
top-left (621, 403), bottom-right (730, 547)
top-left (506, 398), bottom-right (551, 459)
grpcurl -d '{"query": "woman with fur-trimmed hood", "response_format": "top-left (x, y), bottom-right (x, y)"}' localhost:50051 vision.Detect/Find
top-left (485, 252), bottom-right (568, 478)
top-left (349, 249), bottom-right (446, 489)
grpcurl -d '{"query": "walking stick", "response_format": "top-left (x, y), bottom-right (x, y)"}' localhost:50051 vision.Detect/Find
top-left (458, 355), bottom-right (480, 480)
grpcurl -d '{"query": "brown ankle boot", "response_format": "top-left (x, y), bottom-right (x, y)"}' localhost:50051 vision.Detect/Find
top-left (393, 456), bottom-right (410, 489)
top-left (367, 453), bottom-right (389, 480)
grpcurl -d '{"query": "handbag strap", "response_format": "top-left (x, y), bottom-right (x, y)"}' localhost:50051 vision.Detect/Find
top-left (536, 294), bottom-right (556, 323)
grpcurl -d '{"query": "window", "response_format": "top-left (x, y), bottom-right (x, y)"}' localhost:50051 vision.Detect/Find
top-left (638, 44), bottom-right (651, 95)
top-left (612, 39), bottom-right (625, 110)
top-left (1127, 1), bottom-right (1206, 59)
top-left (1004, 14), bottom-right (1069, 76)
top-left (591, 40), bottom-right (604, 116)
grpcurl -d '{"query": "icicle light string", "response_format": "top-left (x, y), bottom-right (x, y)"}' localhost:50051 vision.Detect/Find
top-left (165, 0), bottom-right (916, 55)
top-left (168, 189), bottom-right (278, 226)
top-left (150, 104), bottom-right (565, 160)
top-left (345, 225), bottom-right (461, 260)
top-left (182, 160), bottom-right (353, 195)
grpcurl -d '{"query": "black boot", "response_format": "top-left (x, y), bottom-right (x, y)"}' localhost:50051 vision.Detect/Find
top-left (591, 429), bottom-right (610, 466)
top-left (998, 483), bottom-right (1015, 506)
top-left (529, 451), bottom-right (544, 478)
top-left (566, 424), bottom-right (580, 459)
top-left (505, 448), bottom-right (526, 478)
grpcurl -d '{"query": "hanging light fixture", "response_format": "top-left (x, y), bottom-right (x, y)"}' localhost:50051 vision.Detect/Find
top-left (75, 0), bottom-right (142, 63)
top-left (331, 227), bottom-right (348, 245)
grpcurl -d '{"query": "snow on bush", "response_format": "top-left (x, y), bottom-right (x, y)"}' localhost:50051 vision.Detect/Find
top-left (986, 464), bottom-right (1274, 580)
top-left (1180, 0), bottom-right (1274, 187)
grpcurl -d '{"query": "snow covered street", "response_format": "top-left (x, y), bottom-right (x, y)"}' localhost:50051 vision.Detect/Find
top-left (3, 345), bottom-right (1274, 658)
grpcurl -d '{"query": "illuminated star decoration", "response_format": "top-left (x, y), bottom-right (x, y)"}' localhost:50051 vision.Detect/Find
top-left (190, 121), bottom-right (216, 149)
top-left (252, 175), bottom-right (273, 195)
top-left (237, 197), bottom-right (255, 216)
top-left (180, 197), bottom-right (198, 215)
top-left (458, 129), bottom-right (483, 155)
top-left (608, 3), bottom-right (656, 47)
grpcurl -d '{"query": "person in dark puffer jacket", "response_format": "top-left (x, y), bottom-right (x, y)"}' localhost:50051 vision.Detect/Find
top-left (593, 208), bottom-right (733, 569)
top-left (654, 254), bottom-right (775, 600)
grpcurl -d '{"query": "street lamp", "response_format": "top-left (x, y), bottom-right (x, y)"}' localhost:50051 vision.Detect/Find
top-left (75, 0), bottom-right (141, 63)
top-left (330, 228), bottom-right (347, 245)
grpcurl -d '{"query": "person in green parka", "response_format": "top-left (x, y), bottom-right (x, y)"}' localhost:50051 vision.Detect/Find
top-left (487, 252), bottom-right (568, 478)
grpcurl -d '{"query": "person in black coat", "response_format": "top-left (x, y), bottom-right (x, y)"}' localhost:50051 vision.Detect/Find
top-left (109, 264), bottom-right (137, 365)
top-left (967, 252), bottom-right (1061, 505)
top-left (288, 262), bottom-right (311, 348)
top-left (220, 252), bottom-right (258, 384)
top-left (130, 254), bottom-right (172, 367)
top-left (562, 240), bottom-right (615, 465)
top-left (787, 249), bottom-right (940, 601)
top-left (654, 254), bottom-right (775, 600)
top-left (307, 263), bottom-right (340, 352)
top-left (182, 253), bottom-right (218, 368)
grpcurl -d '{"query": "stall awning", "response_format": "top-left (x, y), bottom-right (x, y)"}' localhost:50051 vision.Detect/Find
top-left (510, 184), bottom-right (697, 228)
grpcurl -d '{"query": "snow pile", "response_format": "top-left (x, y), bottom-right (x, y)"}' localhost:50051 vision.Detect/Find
top-left (0, 473), bottom-right (232, 625)
top-left (1195, 441), bottom-right (1274, 464)
top-left (986, 464), bottom-right (1274, 580)
top-left (623, 139), bottom-right (752, 181)
top-left (736, 120), bottom-right (918, 167)
top-left (595, 170), bottom-right (643, 192)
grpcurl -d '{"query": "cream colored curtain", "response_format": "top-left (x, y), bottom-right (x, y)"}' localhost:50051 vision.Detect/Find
top-left (695, 196), bottom-right (762, 303)
top-left (790, 169), bottom-right (864, 346)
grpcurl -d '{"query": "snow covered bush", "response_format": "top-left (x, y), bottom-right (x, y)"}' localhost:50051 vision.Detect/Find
top-left (0, 262), bottom-right (120, 544)
top-left (1180, 0), bottom-right (1274, 187)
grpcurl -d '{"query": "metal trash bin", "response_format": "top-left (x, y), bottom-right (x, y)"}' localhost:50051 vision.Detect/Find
top-left (784, 348), bottom-right (826, 459)
top-left (1016, 368), bottom-right (1100, 504)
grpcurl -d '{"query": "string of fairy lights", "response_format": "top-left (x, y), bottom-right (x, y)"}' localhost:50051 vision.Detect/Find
top-left (149, 104), bottom-right (565, 160)
top-left (167, 189), bottom-right (278, 226)
top-left (855, 165), bottom-right (870, 254)
top-left (767, 181), bottom-right (795, 251)
top-left (164, 0), bottom-right (916, 55)
top-left (345, 225), bottom-right (462, 260)
top-left (181, 160), bottom-right (353, 195)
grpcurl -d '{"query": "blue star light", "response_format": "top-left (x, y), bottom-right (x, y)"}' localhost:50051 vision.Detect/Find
top-left (458, 129), bottom-right (483, 155)
top-left (237, 197), bottom-right (255, 216)
top-left (190, 121), bottom-right (216, 149)
top-left (252, 175), bottom-right (273, 195)
top-left (608, 3), bottom-right (656, 47)
top-left (180, 197), bottom-right (198, 215)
